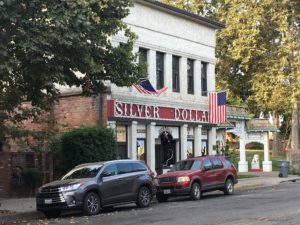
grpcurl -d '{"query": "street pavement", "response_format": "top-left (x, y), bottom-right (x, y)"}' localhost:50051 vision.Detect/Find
top-left (0, 171), bottom-right (300, 224)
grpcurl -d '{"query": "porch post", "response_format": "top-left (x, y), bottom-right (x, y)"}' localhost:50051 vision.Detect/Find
top-left (238, 123), bottom-right (248, 172)
top-left (194, 125), bottom-right (202, 157)
top-left (147, 122), bottom-right (156, 174)
top-left (263, 132), bottom-right (272, 172)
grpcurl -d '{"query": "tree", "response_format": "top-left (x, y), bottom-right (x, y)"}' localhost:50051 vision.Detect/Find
top-left (0, 0), bottom-right (145, 145)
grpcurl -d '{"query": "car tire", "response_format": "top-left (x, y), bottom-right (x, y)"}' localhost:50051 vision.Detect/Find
top-left (43, 210), bottom-right (61, 218)
top-left (190, 182), bottom-right (201, 200)
top-left (156, 194), bottom-right (168, 202)
top-left (224, 178), bottom-right (234, 195)
top-left (136, 186), bottom-right (151, 208)
top-left (83, 192), bottom-right (101, 215)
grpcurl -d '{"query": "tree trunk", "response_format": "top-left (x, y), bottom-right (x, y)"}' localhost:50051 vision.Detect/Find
top-left (291, 101), bottom-right (299, 151)
top-left (272, 111), bottom-right (279, 157)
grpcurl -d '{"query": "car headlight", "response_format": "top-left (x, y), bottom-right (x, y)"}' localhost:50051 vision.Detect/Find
top-left (60, 183), bottom-right (82, 192)
top-left (177, 176), bottom-right (190, 183)
top-left (153, 178), bottom-right (159, 185)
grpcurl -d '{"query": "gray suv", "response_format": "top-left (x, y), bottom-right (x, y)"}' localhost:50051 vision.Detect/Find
top-left (36, 160), bottom-right (156, 218)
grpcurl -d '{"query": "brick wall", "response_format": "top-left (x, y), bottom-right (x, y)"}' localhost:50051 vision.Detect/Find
top-left (52, 94), bottom-right (99, 131)
top-left (0, 152), bottom-right (53, 198)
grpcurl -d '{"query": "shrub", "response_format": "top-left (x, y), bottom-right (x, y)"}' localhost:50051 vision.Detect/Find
top-left (57, 127), bottom-right (117, 173)
top-left (21, 168), bottom-right (44, 196)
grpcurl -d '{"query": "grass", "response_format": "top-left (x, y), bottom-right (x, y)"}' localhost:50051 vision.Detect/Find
top-left (238, 174), bottom-right (260, 179)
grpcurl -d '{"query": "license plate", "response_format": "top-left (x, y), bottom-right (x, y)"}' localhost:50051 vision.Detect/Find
top-left (44, 199), bottom-right (52, 204)
top-left (163, 189), bottom-right (171, 194)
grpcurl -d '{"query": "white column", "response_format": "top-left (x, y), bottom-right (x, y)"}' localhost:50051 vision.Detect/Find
top-left (148, 50), bottom-right (156, 88)
top-left (147, 122), bottom-right (156, 174)
top-left (165, 53), bottom-right (172, 92)
top-left (208, 127), bottom-right (216, 155)
top-left (194, 60), bottom-right (201, 97)
top-left (238, 125), bottom-right (248, 172)
top-left (263, 133), bottom-right (272, 172)
top-left (180, 57), bottom-right (187, 97)
top-left (194, 125), bottom-right (202, 157)
top-left (180, 124), bottom-right (188, 160)
top-left (207, 63), bottom-right (215, 93)
top-left (128, 121), bottom-right (137, 160)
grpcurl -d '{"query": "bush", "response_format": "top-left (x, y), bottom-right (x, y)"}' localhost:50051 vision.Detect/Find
top-left (246, 142), bottom-right (264, 150)
top-left (57, 127), bottom-right (117, 173)
top-left (21, 168), bottom-right (44, 196)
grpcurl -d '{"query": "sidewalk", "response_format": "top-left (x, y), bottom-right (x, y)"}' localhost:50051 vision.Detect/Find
top-left (0, 172), bottom-right (299, 215)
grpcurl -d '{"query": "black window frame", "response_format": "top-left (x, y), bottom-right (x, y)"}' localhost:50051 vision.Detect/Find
top-left (172, 55), bottom-right (180, 92)
top-left (156, 52), bottom-right (165, 90)
top-left (187, 59), bottom-right (194, 94)
top-left (201, 62), bottom-right (208, 96)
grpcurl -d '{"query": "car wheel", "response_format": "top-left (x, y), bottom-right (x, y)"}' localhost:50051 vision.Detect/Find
top-left (43, 210), bottom-right (61, 218)
top-left (156, 194), bottom-right (168, 202)
top-left (83, 192), bottom-right (101, 215)
top-left (136, 186), bottom-right (151, 208)
top-left (224, 178), bottom-right (234, 195)
top-left (190, 182), bottom-right (201, 200)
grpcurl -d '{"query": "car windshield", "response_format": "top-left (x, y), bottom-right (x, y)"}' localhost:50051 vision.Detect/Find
top-left (170, 160), bottom-right (201, 171)
top-left (62, 165), bottom-right (102, 180)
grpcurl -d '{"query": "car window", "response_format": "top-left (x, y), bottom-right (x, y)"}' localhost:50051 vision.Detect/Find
top-left (102, 164), bottom-right (118, 177)
top-left (62, 165), bottom-right (102, 180)
top-left (203, 159), bottom-right (212, 170)
top-left (211, 158), bottom-right (223, 169)
top-left (171, 160), bottom-right (201, 171)
top-left (116, 163), bottom-right (133, 174)
top-left (132, 162), bottom-right (147, 172)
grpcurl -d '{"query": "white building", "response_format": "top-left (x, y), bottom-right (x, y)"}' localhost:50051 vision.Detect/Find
top-left (106, 0), bottom-right (224, 174)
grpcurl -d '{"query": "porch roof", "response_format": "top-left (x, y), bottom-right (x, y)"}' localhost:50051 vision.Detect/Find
top-left (246, 119), bottom-right (279, 132)
top-left (226, 106), bottom-right (253, 120)
top-left (217, 120), bottom-right (235, 130)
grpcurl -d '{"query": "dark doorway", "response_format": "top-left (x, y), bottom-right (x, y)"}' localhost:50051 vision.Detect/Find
top-left (155, 131), bottom-right (176, 175)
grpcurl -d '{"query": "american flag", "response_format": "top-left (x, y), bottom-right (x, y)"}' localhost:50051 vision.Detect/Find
top-left (209, 91), bottom-right (226, 124)
top-left (133, 79), bottom-right (168, 95)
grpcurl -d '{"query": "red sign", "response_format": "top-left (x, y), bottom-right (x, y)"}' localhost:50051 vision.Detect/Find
top-left (107, 100), bottom-right (209, 123)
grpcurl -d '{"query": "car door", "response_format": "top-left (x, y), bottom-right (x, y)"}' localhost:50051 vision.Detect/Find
top-left (201, 159), bottom-right (215, 190)
top-left (115, 162), bottom-right (137, 202)
top-left (211, 158), bottom-right (226, 185)
top-left (99, 163), bottom-right (122, 206)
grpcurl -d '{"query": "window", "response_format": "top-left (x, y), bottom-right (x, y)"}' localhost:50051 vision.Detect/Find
top-left (211, 158), bottom-right (223, 169)
top-left (137, 139), bottom-right (146, 162)
top-left (156, 52), bottom-right (164, 90)
top-left (102, 164), bottom-right (118, 177)
top-left (172, 56), bottom-right (180, 92)
top-left (203, 159), bottom-right (212, 170)
top-left (187, 59), bottom-right (194, 94)
top-left (201, 62), bottom-right (208, 96)
top-left (139, 48), bottom-right (148, 65)
top-left (116, 163), bottom-right (133, 174)
top-left (171, 160), bottom-right (201, 171)
top-left (132, 162), bottom-right (147, 172)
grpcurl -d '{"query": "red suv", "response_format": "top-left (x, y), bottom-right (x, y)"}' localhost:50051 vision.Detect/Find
top-left (155, 156), bottom-right (238, 202)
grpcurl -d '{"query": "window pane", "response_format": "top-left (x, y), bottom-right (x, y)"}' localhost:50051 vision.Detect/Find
top-left (132, 162), bottom-right (147, 172)
top-left (201, 62), bottom-right (208, 96)
top-left (102, 164), bottom-right (118, 176)
top-left (187, 59), bottom-right (194, 94)
top-left (137, 139), bottom-right (146, 161)
top-left (172, 56), bottom-right (180, 92)
top-left (116, 163), bottom-right (133, 174)
top-left (139, 48), bottom-right (148, 65)
top-left (156, 52), bottom-right (164, 89)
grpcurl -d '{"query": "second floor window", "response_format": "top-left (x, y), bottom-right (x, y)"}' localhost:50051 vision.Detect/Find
top-left (201, 62), bottom-right (208, 96)
top-left (172, 56), bottom-right (180, 92)
top-left (139, 48), bottom-right (148, 65)
top-left (156, 52), bottom-right (164, 90)
top-left (187, 59), bottom-right (194, 94)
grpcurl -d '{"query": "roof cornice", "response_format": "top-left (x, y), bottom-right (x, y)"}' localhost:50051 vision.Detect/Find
top-left (135, 0), bottom-right (225, 29)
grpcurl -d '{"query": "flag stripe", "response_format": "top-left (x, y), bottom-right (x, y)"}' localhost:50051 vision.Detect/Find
top-left (209, 91), bottom-right (226, 124)
top-left (133, 79), bottom-right (168, 95)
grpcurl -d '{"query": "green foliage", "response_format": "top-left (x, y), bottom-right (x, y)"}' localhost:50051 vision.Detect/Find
top-left (224, 144), bottom-right (239, 168)
top-left (57, 127), bottom-right (117, 173)
top-left (21, 168), bottom-right (44, 196)
top-left (0, 0), bottom-right (145, 143)
top-left (246, 142), bottom-right (264, 150)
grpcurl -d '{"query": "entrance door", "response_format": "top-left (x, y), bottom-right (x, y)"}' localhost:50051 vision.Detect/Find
top-left (155, 141), bottom-right (176, 175)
